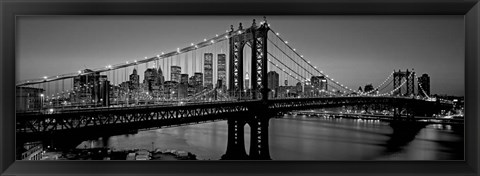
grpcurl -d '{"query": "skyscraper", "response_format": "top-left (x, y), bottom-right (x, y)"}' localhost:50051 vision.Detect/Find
top-left (180, 74), bottom-right (189, 84)
top-left (296, 82), bottom-right (303, 95)
top-left (74, 69), bottom-right (102, 102)
top-left (188, 75), bottom-right (196, 95)
top-left (418, 73), bottom-right (430, 97)
top-left (204, 53), bottom-right (213, 89)
top-left (178, 74), bottom-right (189, 99)
top-left (157, 67), bottom-right (165, 86)
top-left (188, 76), bottom-right (196, 86)
top-left (92, 75), bottom-right (108, 104)
top-left (304, 79), bottom-right (313, 97)
top-left (267, 71), bottom-right (279, 98)
top-left (311, 76), bottom-right (327, 91)
top-left (129, 68), bottom-right (140, 91)
top-left (144, 68), bottom-right (159, 93)
top-left (164, 81), bottom-right (178, 100)
top-left (320, 76), bottom-right (327, 91)
top-left (98, 76), bottom-right (110, 106)
top-left (311, 76), bottom-right (319, 88)
top-left (171, 66), bottom-right (181, 83)
top-left (194, 72), bottom-right (204, 93)
top-left (217, 54), bottom-right (226, 86)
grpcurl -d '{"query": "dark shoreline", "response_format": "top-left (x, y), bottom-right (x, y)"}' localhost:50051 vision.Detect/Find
top-left (40, 147), bottom-right (198, 160)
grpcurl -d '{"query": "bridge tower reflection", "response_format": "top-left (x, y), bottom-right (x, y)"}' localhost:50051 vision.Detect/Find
top-left (222, 103), bottom-right (272, 160)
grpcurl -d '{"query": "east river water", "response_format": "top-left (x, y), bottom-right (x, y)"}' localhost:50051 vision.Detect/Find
top-left (77, 113), bottom-right (464, 160)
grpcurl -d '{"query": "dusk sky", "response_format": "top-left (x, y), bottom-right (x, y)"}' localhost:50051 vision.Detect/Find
top-left (17, 16), bottom-right (464, 96)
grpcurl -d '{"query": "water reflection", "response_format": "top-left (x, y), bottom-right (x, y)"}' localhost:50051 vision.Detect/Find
top-left (78, 114), bottom-right (463, 160)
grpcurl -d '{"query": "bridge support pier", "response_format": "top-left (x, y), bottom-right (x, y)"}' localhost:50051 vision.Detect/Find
top-left (222, 103), bottom-right (271, 160)
top-left (223, 118), bottom-right (249, 160)
top-left (247, 116), bottom-right (270, 160)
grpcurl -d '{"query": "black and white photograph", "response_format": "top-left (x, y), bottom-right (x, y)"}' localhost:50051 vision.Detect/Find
top-left (15, 16), bottom-right (464, 161)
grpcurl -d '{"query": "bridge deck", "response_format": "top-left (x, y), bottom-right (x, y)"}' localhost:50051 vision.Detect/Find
top-left (16, 96), bottom-right (455, 142)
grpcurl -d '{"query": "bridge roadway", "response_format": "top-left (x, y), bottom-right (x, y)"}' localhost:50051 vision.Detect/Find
top-left (16, 96), bottom-right (450, 143)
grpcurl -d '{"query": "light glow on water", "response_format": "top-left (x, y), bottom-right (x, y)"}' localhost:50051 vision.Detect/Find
top-left (78, 113), bottom-right (463, 160)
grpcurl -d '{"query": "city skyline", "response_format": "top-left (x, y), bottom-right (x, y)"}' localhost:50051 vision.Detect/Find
top-left (16, 16), bottom-right (465, 162)
top-left (17, 16), bottom-right (464, 96)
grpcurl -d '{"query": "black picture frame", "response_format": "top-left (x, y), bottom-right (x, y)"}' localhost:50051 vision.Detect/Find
top-left (1, 0), bottom-right (479, 175)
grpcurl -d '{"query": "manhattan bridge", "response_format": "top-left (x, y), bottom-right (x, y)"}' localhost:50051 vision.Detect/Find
top-left (15, 18), bottom-right (456, 160)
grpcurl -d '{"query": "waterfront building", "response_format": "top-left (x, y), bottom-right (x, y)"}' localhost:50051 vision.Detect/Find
top-left (16, 87), bottom-right (44, 111)
top-left (19, 142), bottom-right (43, 160)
